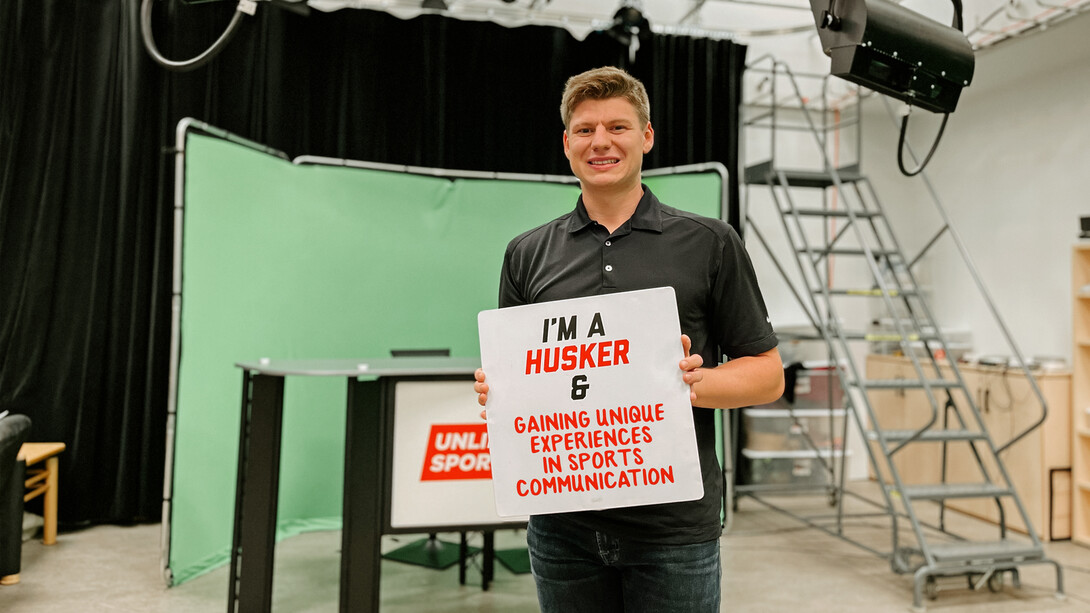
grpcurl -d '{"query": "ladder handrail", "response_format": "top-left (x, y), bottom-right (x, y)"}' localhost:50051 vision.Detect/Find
top-left (852, 177), bottom-right (1020, 543)
top-left (876, 96), bottom-right (1050, 455)
top-left (776, 64), bottom-right (946, 458)
top-left (776, 68), bottom-right (948, 568)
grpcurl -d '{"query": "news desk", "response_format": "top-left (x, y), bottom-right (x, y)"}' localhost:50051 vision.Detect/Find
top-left (229, 357), bottom-right (519, 613)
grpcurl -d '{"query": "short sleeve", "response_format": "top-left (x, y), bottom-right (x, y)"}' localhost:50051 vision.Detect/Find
top-left (498, 242), bottom-right (526, 309)
top-left (712, 226), bottom-right (778, 359)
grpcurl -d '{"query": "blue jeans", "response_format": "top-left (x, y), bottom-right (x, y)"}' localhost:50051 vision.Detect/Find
top-left (526, 514), bottom-right (721, 613)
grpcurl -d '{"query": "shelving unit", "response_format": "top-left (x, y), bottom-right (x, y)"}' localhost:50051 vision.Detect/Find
top-left (737, 365), bottom-right (848, 495)
top-left (1071, 244), bottom-right (1090, 546)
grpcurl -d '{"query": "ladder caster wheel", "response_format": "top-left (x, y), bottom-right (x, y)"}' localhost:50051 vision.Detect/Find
top-left (924, 576), bottom-right (939, 600)
top-left (987, 572), bottom-right (1004, 593)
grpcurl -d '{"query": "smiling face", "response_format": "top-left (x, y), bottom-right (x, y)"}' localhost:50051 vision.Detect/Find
top-left (563, 97), bottom-right (654, 198)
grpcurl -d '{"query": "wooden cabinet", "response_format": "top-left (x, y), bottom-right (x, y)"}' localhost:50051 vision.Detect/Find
top-left (865, 356), bottom-right (947, 487)
top-left (1072, 245), bottom-right (1090, 546)
top-left (867, 354), bottom-right (1071, 541)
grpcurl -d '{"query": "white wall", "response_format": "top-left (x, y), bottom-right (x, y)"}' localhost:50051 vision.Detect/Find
top-left (858, 11), bottom-right (1090, 365)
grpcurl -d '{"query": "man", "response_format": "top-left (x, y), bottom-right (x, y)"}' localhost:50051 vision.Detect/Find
top-left (475, 66), bottom-right (783, 612)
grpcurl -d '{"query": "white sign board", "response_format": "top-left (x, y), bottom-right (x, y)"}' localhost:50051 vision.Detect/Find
top-left (389, 380), bottom-right (527, 528)
top-left (477, 287), bottom-right (703, 517)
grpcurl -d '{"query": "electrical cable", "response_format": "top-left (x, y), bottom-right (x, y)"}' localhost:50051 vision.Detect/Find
top-left (951, 0), bottom-right (964, 30)
top-left (140, 0), bottom-right (256, 72)
top-left (894, 0), bottom-right (963, 177)
top-left (896, 109), bottom-right (949, 177)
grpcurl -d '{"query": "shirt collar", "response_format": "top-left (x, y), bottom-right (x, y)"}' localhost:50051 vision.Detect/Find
top-left (566, 185), bottom-right (663, 234)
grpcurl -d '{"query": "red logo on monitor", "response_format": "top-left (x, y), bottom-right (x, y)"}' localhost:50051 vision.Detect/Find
top-left (420, 423), bottom-right (491, 481)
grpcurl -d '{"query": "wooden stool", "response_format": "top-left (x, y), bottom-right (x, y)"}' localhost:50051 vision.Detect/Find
top-left (18, 443), bottom-right (66, 545)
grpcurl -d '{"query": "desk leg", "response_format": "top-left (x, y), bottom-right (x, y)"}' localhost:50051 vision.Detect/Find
top-left (458, 533), bottom-right (468, 585)
top-left (341, 378), bottom-right (384, 613)
top-left (229, 373), bottom-right (286, 613)
top-left (483, 531), bottom-right (494, 591)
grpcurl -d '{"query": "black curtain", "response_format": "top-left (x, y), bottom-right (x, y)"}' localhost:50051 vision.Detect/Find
top-left (0, 1), bottom-right (171, 526)
top-left (0, 1), bottom-right (746, 526)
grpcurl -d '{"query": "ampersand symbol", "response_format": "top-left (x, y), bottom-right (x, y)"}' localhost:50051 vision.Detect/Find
top-left (570, 374), bottom-right (589, 400)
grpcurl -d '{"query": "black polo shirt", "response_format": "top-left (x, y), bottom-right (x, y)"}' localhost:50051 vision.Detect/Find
top-left (499, 186), bottom-right (778, 544)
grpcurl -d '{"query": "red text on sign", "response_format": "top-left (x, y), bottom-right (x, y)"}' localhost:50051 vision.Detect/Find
top-left (524, 339), bottom-right (630, 375)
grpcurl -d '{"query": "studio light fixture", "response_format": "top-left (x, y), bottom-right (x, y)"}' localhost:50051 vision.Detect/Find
top-left (606, 1), bottom-right (652, 63)
top-left (809, 0), bottom-right (973, 114)
top-left (808, 0), bottom-right (975, 175)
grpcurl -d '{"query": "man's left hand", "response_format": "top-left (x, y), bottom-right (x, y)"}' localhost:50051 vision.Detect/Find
top-left (679, 334), bottom-right (703, 403)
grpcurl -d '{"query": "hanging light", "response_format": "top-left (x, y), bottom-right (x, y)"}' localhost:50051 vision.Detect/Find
top-left (809, 0), bottom-right (973, 114)
top-left (809, 0), bottom-right (975, 175)
top-left (606, 1), bottom-right (651, 62)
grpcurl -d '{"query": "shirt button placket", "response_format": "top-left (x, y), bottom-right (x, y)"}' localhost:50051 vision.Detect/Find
top-left (603, 239), bottom-right (615, 287)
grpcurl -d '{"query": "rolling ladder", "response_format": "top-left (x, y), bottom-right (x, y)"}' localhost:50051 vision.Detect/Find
top-left (739, 55), bottom-right (1064, 610)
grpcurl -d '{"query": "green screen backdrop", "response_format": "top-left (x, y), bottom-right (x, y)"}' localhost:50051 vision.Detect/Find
top-left (168, 131), bottom-right (725, 584)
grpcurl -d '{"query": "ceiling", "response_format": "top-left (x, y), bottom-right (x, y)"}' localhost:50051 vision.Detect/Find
top-left (300, 0), bottom-right (1090, 110)
top-left (308, 0), bottom-right (1090, 60)
top-left (301, 0), bottom-right (1088, 109)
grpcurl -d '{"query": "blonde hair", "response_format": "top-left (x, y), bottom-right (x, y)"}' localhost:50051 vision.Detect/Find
top-left (560, 66), bottom-right (650, 131)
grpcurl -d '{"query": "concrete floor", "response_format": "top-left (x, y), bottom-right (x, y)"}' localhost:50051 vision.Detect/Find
top-left (2, 483), bottom-right (1089, 612)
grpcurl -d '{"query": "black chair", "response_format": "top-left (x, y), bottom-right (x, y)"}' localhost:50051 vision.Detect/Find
top-left (0, 414), bottom-right (32, 585)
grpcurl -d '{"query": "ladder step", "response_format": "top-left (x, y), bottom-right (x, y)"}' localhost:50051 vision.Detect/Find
top-left (744, 161), bottom-right (864, 188)
top-left (842, 332), bottom-right (925, 342)
top-left (899, 483), bottom-right (1010, 501)
top-left (814, 288), bottom-right (919, 297)
top-left (856, 379), bottom-right (960, 389)
top-left (867, 429), bottom-right (987, 442)
top-left (775, 330), bottom-right (826, 341)
top-left (798, 248), bottom-right (900, 257)
top-left (774, 330), bottom-right (937, 343)
top-left (927, 540), bottom-right (1044, 564)
top-left (790, 208), bottom-right (880, 218)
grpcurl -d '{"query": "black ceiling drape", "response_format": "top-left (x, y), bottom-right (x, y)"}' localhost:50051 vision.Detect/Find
top-left (0, 1), bottom-right (746, 525)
